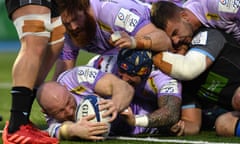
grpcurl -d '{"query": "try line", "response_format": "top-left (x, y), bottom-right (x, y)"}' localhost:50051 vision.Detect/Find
top-left (107, 136), bottom-right (239, 144)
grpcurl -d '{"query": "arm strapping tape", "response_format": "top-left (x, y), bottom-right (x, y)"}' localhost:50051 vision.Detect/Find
top-left (162, 50), bottom-right (207, 80)
top-left (135, 115), bottom-right (149, 127)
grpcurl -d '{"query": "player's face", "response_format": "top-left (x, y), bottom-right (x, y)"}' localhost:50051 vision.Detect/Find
top-left (165, 19), bottom-right (193, 48)
top-left (47, 92), bottom-right (77, 122)
top-left (61, 10), bottom-right (86, 31)
top-left (61, 9), bottom-right (97, 46)
top-left (118, 71), bottom-right (142, 87)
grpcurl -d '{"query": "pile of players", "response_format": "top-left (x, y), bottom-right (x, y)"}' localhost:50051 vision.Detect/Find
top-left (2, 0), bottom-right (240, 143)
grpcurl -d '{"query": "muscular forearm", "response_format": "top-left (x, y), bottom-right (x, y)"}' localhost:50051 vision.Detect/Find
top-left (148, 96), bottom-right (181, 127)
top-left (111, 81), bottom-right (134, 112)
top-left (136, 29), bottom-right (172, 52)
top-left (135, 96), bottom-right (181, 128)
top-left (52, 59), bottom-right (76, 81)
top-left (134, 23), bottom-right (173, 52)
top-left (95, 74), bottom-right (134, 112)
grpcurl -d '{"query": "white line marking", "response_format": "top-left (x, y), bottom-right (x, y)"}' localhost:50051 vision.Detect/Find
top-left (0, 82), bottom-right (11, 88)
top-left (107, 136), bottom-right (239, 144)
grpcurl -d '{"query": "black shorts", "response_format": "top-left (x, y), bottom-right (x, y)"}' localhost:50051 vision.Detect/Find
top-left (5, 0), bottom-right (59, 19)
top-left (182, 32), bottom-right (240, 111)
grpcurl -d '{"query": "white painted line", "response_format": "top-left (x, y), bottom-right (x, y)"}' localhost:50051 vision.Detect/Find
top-left (107, 136), bottom-right (239, 144)
top-left (0, 82), bottom-right (11, 88)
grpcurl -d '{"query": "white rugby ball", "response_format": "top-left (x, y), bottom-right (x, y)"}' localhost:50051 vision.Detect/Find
top-left (75, 95), bottom-right (111, 137)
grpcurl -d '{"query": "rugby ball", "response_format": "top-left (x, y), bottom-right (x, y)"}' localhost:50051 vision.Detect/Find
top-left (75, 95), bottom-right (111, 137)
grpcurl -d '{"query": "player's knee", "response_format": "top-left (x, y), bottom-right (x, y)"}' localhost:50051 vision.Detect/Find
top-left (215, 112), bottom-right (236, 137)
top-left (48, 16), bottom-right (66, 45)
top-left (13, 14), bottom-right (52, 39)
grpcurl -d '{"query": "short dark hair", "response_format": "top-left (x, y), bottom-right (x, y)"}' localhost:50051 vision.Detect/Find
top-left (151, 1), bottom-right (183, 30)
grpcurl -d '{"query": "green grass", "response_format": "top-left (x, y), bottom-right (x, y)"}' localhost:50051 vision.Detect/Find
top-left (0, 52), bottom-right (240, 144)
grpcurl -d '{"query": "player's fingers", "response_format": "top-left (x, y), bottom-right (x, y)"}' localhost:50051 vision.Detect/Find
top-left (102, 105), bottom-right (117, 118)
top-left (83, 114), bottom-right (96, 121)
top-left (98, 99), bottom-right (112, 110)
top-left (89, 125), bottom-right (109, 136)
top-left (114, 38), bottom-right (132, 48)
top-left (108, 111), bottom-right (117, 122)
top-left (88, 135), bottom-right (105, 141)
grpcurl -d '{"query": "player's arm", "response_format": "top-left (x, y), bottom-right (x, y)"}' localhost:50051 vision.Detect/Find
top-left (52, 34), bottom-right (79, 80)
top-left (52, 59), bottom-right (77, 80)
top-left (121, 95), bottom-right (181, 128)
top-left (111, 23), bottom-right (173, 52)
top-left (153, 29), bottom-right (227, 80)
top-left (147, 95), bottom-right (182, 127)
top-left (94, 73), bottom-right (134, 113)
top-left (153, 50), bottom-right (212, 80)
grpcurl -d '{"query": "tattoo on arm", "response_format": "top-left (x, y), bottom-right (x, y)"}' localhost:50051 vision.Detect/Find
top-left (148, 95), bottom-right (181, 128)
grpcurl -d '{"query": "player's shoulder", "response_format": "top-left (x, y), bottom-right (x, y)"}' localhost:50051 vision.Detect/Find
top-left (192, 27), bottom-right (227, 46)
top-left (148, 68), bottom-right (174, 81)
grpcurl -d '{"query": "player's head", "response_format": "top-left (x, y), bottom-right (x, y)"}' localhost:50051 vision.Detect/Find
top-left (56, 0), bottom-right (96, 47)
top-left (117, 48), bottom-right (153, 85)
top-left (151, 1), bottom-right (194, 47)
top-left (37, 81), bottom-right (77, 122)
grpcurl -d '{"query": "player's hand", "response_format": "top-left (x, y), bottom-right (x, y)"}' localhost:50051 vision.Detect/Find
top-left (120, 107), bottom-right (135, 126)
top-left (109, 31), bottom-right (134, 49)
top-left (170, 120), bottom-right (185, 136)
top-left (70, 115), bottom-right (109, 140)
top-left (98, 99), bottom-right (117, 122)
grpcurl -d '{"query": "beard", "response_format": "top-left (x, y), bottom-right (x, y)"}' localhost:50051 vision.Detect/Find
top-left (68, 11), bottom-right (96, 47)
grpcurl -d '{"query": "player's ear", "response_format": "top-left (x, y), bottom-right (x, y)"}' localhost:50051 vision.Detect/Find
top-left (180, 10), bottom-right (188, 21)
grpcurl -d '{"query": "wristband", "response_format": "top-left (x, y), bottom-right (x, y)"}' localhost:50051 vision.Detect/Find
top-left (130, 36), bottom-right (137, 49)
top-left (59, 123), bottom-right (69, 140)
top-left (135, 36), bottom-right (152, 50)
top-left (135, 115), bottom-right (149, 127)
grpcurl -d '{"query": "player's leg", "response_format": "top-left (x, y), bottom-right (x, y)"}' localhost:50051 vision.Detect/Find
top-left (215, 111), bottom-right (240, 137)
top-left (3, 1), bottom-right (60, 143)
top-left (181, 107), bottom-right (202, 135)
top-left (215, 87), bottom-right (240, 137)
top-left (9, 4), bottom-right (50, 132)
top-left (35, 15), bottom-right (65, 87)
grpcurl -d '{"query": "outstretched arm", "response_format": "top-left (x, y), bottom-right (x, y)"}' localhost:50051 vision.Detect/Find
top-left (121, 95), bottom-right (181, 129)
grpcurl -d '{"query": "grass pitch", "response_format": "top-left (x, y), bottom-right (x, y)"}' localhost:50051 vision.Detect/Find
top-left (0, 52), bottom-right (239, 144)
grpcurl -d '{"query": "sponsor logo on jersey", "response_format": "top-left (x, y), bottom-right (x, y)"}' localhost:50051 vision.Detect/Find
top-left (219, 0), bottom-right (239, 13)
top-left (115, 8), bottom-right (140, 32)
top-left (191, 31), bottom-right (208, 45)
top-left (77, 67), bottom-right (99, 84)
